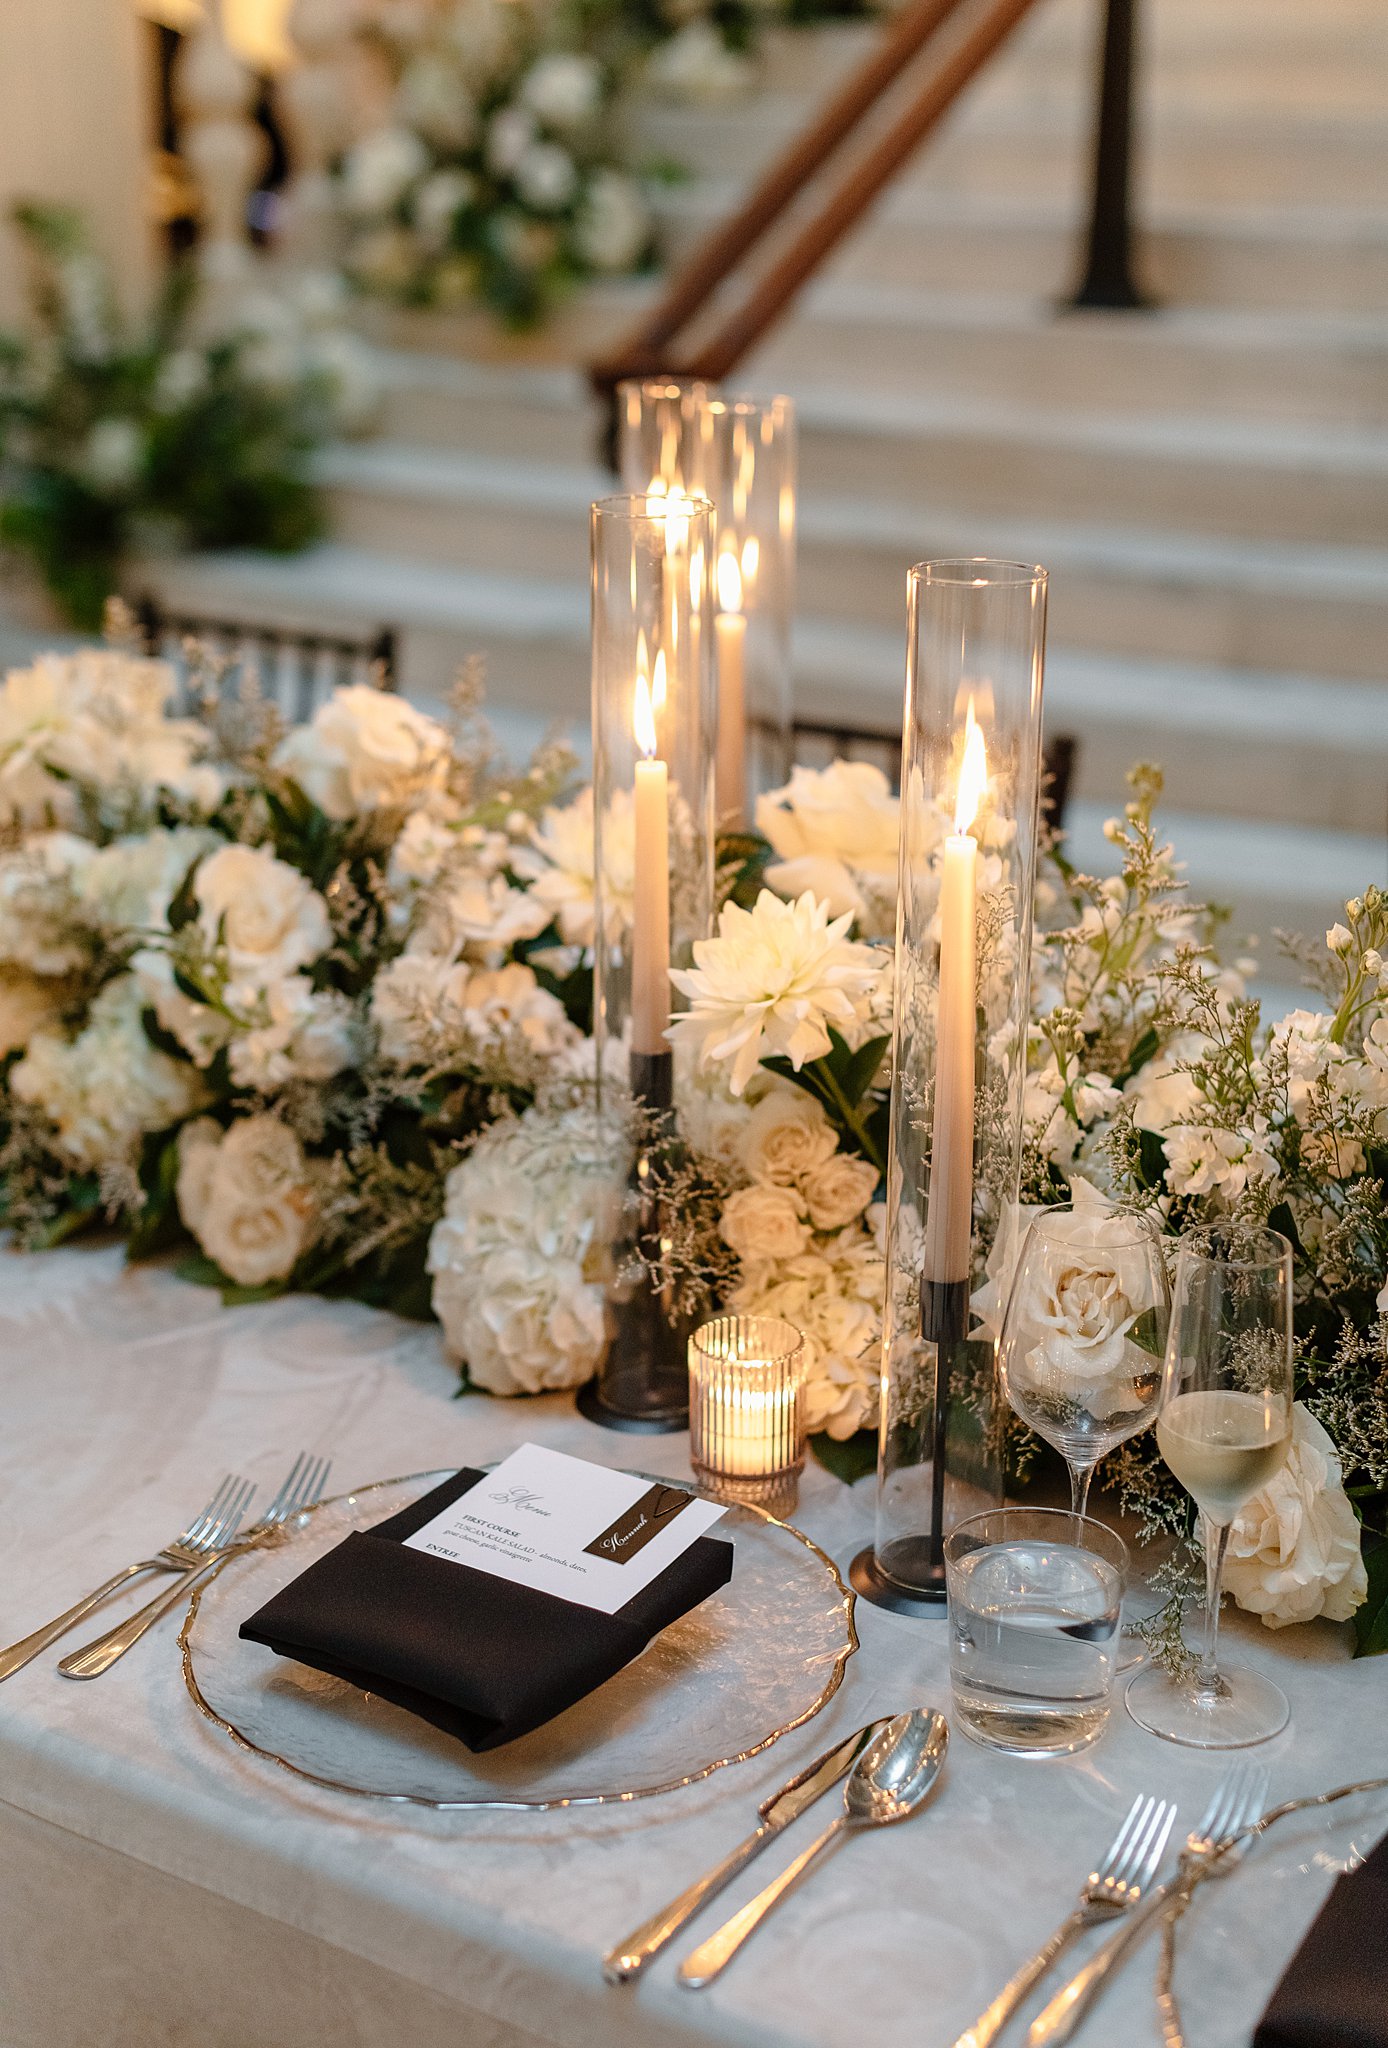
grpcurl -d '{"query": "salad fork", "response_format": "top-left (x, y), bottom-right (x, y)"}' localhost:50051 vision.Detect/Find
top-left (1028, 1764), bottom-right (1270, 2047)
top-left (953, 1794), bottom-right (1177, 2048)
top-left (58, 1453), bottom-right (330, 1679)
top-left (0, 1474), bottom-right (256, 1682)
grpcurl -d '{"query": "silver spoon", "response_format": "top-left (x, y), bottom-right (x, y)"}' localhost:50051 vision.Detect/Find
top-left (678, 1708), bottom-right (949, 1987)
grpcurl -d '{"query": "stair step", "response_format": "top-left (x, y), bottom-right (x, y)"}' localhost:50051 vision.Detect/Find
top-left (653, 183), bottom-right (1388, 313)
top-left (315, 438), bottom-right (1388, 681)
top-left (749, 289), bottom-right (1388, 428)
top-left (631, 100), bottom-right (1388, 208)
top-left (365, 346), bottom-right (1388, 548)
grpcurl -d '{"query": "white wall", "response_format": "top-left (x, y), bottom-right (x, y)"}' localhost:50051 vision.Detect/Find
top-left (0, 0), bottom-right (154, 329)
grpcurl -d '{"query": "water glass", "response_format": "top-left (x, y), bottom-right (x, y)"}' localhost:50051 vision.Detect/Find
top-left (944, 1507), bottom-right (1127, 1757)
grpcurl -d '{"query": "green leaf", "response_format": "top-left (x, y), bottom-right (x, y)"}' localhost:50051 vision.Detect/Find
top-left (173, 1251), bottom-right (285, 1305)
top-left (1112, 1025), bottom-right (1161, 1089)
top-left (838, 1033), bottom-right (890, 1109)
top-left (1266, 1199), bottom-right (1305, 1260)
top-left (1354, 1534), bottom-right (1388, 1657)
top-left (1136, 1127), bottom-right (1168, 1190)
top-left (165, 855), bottom-right (201, 933)
top-left (809, 1429), bottom-right (877, 1486)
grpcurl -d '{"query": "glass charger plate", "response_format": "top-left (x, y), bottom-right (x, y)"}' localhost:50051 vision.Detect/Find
top-left (180, 1470), bottom-right (858, 1810)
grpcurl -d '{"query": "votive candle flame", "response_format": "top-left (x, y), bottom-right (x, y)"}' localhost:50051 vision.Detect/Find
top-left (689, 1315), bottom-right (807, 1509)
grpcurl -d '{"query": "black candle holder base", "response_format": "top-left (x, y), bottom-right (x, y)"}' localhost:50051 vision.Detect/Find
top-left (575, 1380), bottom-right (688, 1436)
top-left (849, 1542), bottom-right (948, 1615)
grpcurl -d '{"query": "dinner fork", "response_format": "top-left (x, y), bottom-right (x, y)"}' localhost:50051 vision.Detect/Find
top-left (0, 1474), bottom-right (256, 1682)
top-left (952, 1794), bottom-right (1177, 2048)
top-left (1027, 1764), bottom-right (1270, 2047)
top-left (58, 1453), bottom-right (330, 1680)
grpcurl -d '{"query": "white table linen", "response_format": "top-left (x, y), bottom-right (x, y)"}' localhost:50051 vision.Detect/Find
top-left (2, 1244), bottom-right (1386, 2048)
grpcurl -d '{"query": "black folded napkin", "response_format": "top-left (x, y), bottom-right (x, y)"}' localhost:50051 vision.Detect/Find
top-left (238, 1468), bottom-right (734, 1752)
top-left (1254, 1826), bottom-right (1388, 2048)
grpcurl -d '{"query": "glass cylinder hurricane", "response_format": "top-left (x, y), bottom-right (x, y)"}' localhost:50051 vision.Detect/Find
top-left (618, 379), bottom-right (795, 827)
top-left (851, 559), bottom-right (1048, 1613)
top-left (583, 492), bottom-right (715, 1434)
top-left (689, 1316), bottom-right (808, 1515)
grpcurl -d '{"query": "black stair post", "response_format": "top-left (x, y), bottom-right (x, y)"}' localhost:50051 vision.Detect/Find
top-left (1070, 0), bottom-right (1152, 309)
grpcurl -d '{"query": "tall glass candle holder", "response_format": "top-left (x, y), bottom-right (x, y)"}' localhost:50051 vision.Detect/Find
top-left (689, 1316), bottom-right (807, 1515)
top-left (618, 379), bottom-right (795, 828)
top-left (582, 491), bottom-right (716, 1433)
top-left (851, 559), bottom-right (1048, 1613)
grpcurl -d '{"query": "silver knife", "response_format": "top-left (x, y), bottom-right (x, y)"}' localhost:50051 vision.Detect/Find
top-left (602, 1717), bottom-right (892, 1984)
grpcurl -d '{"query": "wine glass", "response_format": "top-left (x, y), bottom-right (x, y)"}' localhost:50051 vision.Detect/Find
top-left (1126, 1223), bottom-right (1294, 1749)
top-left (997, 1206), bottom-right (1172, 1520)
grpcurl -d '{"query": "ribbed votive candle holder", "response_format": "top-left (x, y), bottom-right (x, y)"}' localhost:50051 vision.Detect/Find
top-left (688, 1315), bottom-right (807, 1515)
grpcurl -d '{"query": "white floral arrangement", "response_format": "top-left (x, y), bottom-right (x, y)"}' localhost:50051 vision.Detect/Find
top-left (0, 640), bottom-right (1383, 1649)
top-left (335, 0), bottom-right (879, 326)
top-left (339, 2), bottom-right (654, 326)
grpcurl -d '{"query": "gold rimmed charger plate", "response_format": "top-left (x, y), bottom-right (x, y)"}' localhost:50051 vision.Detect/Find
top-left (180, 1470), bottom-right (858, 1811)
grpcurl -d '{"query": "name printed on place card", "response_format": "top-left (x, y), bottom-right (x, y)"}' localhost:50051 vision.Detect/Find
top-left (402, 1444), bottom-right (725, 1615)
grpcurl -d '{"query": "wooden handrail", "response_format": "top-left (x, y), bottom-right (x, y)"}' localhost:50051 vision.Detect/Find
top-left (590, 0), bottom-right (1042, 398)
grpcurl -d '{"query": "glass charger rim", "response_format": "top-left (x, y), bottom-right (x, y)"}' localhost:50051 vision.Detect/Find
top-left (178, 1466), bottom-right (859, 1812)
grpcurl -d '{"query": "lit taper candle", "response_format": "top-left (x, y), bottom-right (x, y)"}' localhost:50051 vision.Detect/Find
top-left (922, 702), bottom-right (987, 1283)
top-left (714, 547), bottom-right (747, 829)
top-left (631, 651), bottom-right (670, 1056)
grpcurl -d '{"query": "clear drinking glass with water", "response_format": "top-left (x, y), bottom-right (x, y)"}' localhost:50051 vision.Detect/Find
top-left (944, 1507), bottom-right (1128, 1757)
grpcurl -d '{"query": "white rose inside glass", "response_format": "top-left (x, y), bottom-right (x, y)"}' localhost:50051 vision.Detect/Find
top-left (997, 1204), bottom-right (1172, 1518)
top-left (1127, 1223), bottom-right (1295, 1749)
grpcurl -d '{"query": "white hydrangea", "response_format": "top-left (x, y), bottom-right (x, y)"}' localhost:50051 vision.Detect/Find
top-left (0, 649), bottom-right (222, 828)
top-left (10, 974), bottom-right (208, 1170)
top-left (176, 1114), bottom-right (317, 1287)
top-left (396, 52), bottom-right (476, 151)
top-left (428, 1102), bottom-right (619, 1393)
top-left (226, 979), bottom-right (361, 1092)
top-left (731, 1232), bottom-right (884, 1440)
top-left (645, 20), bottom-right (755, 103)
top-left (75, 827), bottom-right (218, 939)
top-left (514, 141), bottom-right (578, 213)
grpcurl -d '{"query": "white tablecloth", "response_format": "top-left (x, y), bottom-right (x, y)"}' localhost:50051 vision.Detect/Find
top-left (2, 1244), bottom-right (1386, 2048)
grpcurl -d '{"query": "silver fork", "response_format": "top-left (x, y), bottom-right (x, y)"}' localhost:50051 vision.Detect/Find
top-left (0, 1474), bottom-right (256, 1682)
top-left (58, 1454), bottom-right (330, 1680)
top-left (952, 1795), bottom-right (1177, 2048)
top-left (1027, 1765), bottom-right (1270, 2047)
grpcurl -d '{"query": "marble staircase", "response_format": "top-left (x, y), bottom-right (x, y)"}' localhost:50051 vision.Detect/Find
top-left (128, 0), bottom-right (1388, 988)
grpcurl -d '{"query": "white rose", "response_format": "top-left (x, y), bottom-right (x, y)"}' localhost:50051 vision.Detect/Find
top-left (720, 1183), bottom-right (810, 1263)
top-left (396, 53), bottom-right (476, 151)
top-left (486, 105), bottom-right (537, 176)
top-left (273, 686), bottom-right (449, 821)
top-left (738, 1087), bottom-right (836, 1186)
top-left (427, 1102), bottom-right (618, 1394)
top-left (1224, 1404), bottom-right (1369, 1628)
top-left (437, 869), bottom-right (550, 958)
top-left (194, 844), bottom-right (331, 989)
top-left (411, 167), bottom-right (476, 249)
top-left (176, 1115), bottom-right (317, 1287)
top-left (802, 1152), bottom-right (881, 1232)
top-left (520, 53), bottom-right (602, 129)
top-left (573, 169), bottom-right (649, 272)
top-left (82, 417), bottom-right (143, 494)
top-left (514, 141), bottom-right (578, 213)
top-left (757, 761), bottom-right (900, 937)
top-left (339, 127), bottom-right (431, 217)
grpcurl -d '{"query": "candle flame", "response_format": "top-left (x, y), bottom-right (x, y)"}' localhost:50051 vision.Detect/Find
top-left (634, 669), bottom-right (657, 759)
top-left (955, 702), bottom-right (987, 834)
top-left (717, 548), bottom-right (742, 614)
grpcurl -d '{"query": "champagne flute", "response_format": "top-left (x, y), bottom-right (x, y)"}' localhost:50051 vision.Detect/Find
top-left (997, 1206), bottom-right (1172, 1520)
top-left (1126, 1223), bottom-right (1294, 1748)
